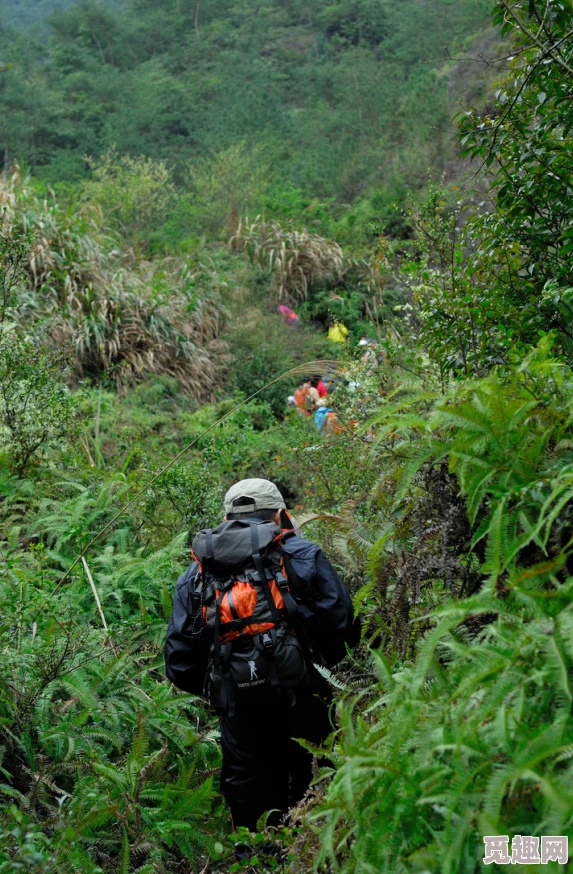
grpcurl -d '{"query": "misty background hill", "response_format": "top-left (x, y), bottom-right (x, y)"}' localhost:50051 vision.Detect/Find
top-left (0, 0), bottom-right (498, 243)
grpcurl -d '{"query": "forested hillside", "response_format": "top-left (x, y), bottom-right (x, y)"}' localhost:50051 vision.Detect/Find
top-left (0, 0), bottom-right (494, 243)
top-left (1, 0), bottom-right (573, 872)
top-left (0, 0), bottom-right (77, 28)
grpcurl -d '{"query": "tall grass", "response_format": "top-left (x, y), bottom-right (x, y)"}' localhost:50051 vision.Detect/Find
top-left (0, 170), bottom-right (227, 400)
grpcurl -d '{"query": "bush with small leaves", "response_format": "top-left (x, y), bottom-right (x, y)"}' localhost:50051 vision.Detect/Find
top-left (0, 327), bottom-right (77, 474)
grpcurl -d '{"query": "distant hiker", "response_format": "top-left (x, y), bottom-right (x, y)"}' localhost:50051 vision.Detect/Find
top-left (294, 386), bottom-right (309, 415)
top-left (327, 318), bottom-right (349, 343)
top-left (311, 373), bottom-right (328, 398)
top-left (314, 399), bottom-right (340, 434)
top-left (294, 376), bottom-right (319, 415)
top-left (358, 334), bottom-right (376, 347)
top-left (322, 372), bottom-right (338, 395)
top-left (277, 304), bottom-right (300, 327)
top-left (358, 335), bottom-right (384, 372)
top-left (164, 478), bottom-right (358, 831)
top-left (306, 379), bottom-right (320, 409)
top-left (294, 379), bottom-right (310, 415)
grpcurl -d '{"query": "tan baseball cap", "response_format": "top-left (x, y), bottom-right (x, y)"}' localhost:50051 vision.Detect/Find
top-left (224, 478), bottom-right (286, 515)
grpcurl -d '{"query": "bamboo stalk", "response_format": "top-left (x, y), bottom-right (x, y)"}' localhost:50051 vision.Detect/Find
top-left (81, 556), bottom-right (108, 632)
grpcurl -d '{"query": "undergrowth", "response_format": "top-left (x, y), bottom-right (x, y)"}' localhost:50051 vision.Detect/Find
top-left (0, 1), bottom-right (572, 872)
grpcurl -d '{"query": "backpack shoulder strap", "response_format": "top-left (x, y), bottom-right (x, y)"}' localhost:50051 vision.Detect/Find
top-left (268, 534), bottom-right (299, 620)
top-left (278, 539), bottom-right (323, 622)
top-left (203, 529), bottom-right (213, 564)
top-left (250, 521), bottom-right (282, 623)
top-left (277, 544), bottom-right (324, 673)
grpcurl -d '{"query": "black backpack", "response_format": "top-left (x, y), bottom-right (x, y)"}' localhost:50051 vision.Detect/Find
top-left (191, 518), bottom-right (308, 712)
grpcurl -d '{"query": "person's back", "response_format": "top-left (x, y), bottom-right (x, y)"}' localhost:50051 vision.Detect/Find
top-left (164, 478), bottom-right (358, 831)
top-left (359, 336), bottom-right (383, 371)
top-left (314, 399), bottom-right (338, 432)
top-left (277, 304), bottom-right (299, 327)
top-left (307, 385), bottom-right (320, 408)
top-left (327, 319), bottom-right (349, 343)
top-left (295, 378), bottom-right (319, 413)
top-left (311, 374), bottom-right (328, 398)
top-left (294, 384), bottom-right (310, 414)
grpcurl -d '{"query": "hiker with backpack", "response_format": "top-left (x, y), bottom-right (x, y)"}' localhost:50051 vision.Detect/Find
top-left (358, 335), bottom-right (385, 372)
top-left (164, 478), bottom-right (358, 832)
top-left (277, 304), bottom-right (300, 328)
top-left (294, 376), bottom-right (319, 415)
top-left (313, 399), bottom-right (340, 434)
top-left (311, 373), bottom-right (328, 398)
top-left (326, 317), bottom-right (349, 344)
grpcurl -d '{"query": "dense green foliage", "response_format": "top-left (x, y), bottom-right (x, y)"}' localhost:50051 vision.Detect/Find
top-left (1, 0), bottom-right (573, 872)
top-left (0, 0), bottom-right (77, 29)
top-left (310, 346), bottom-right (573, 872)
top-left (305, 3), bottom-right (573, 871)
top-left (0, 476), bottom-right (223, 871)
top-left (0, 0), bottom-right (493, 245)
top-left (396, 0), bottom-right (573, 376)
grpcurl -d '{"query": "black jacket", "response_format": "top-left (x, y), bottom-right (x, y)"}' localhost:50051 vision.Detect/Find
top-left (164, 524), bottom-right (358, 697)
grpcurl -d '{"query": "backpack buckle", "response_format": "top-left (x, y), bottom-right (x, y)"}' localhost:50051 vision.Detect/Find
top-left (260, 630), bottom-right (274, 651)
top-left (275, 572), bottom-right (288, 590)
top-left (219, 641), bottom-right (231, 662)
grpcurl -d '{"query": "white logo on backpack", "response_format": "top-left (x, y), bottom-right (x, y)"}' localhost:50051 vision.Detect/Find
top-left (248, 660), bottom-right (258, 680)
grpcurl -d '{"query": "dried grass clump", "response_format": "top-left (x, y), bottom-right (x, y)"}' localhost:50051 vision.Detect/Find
top-left (0, 170), bottom-right (228, 401)
top-left (232, 215), bottom-right (344, 302)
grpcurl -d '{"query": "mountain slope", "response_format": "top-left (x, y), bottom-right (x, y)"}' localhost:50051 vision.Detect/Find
top-left (0, 0), bottom-right (492, 212)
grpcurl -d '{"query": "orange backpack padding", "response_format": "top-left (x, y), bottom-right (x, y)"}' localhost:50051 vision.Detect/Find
top-left (191, 519), bottom-right (307, 712)
top-left (201, 572), bottom-right (286, 641)
top-left (294, 385), bottom-right (311, 414)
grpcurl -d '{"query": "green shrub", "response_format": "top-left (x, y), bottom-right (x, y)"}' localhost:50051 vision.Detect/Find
top-left (317, 575), bottom-right (573, 873)
top-left (80, 150), bottom-right (176, 245)
top-left (0, 471), bottom-right (224, 873)
top-left (313, 342), bottom-right (573, 871)
top-left (0, 326), bottom-right (78, 474)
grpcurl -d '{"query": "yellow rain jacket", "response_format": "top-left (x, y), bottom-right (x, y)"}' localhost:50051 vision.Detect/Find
top-left (327, 321), bottom-right (349, 343)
